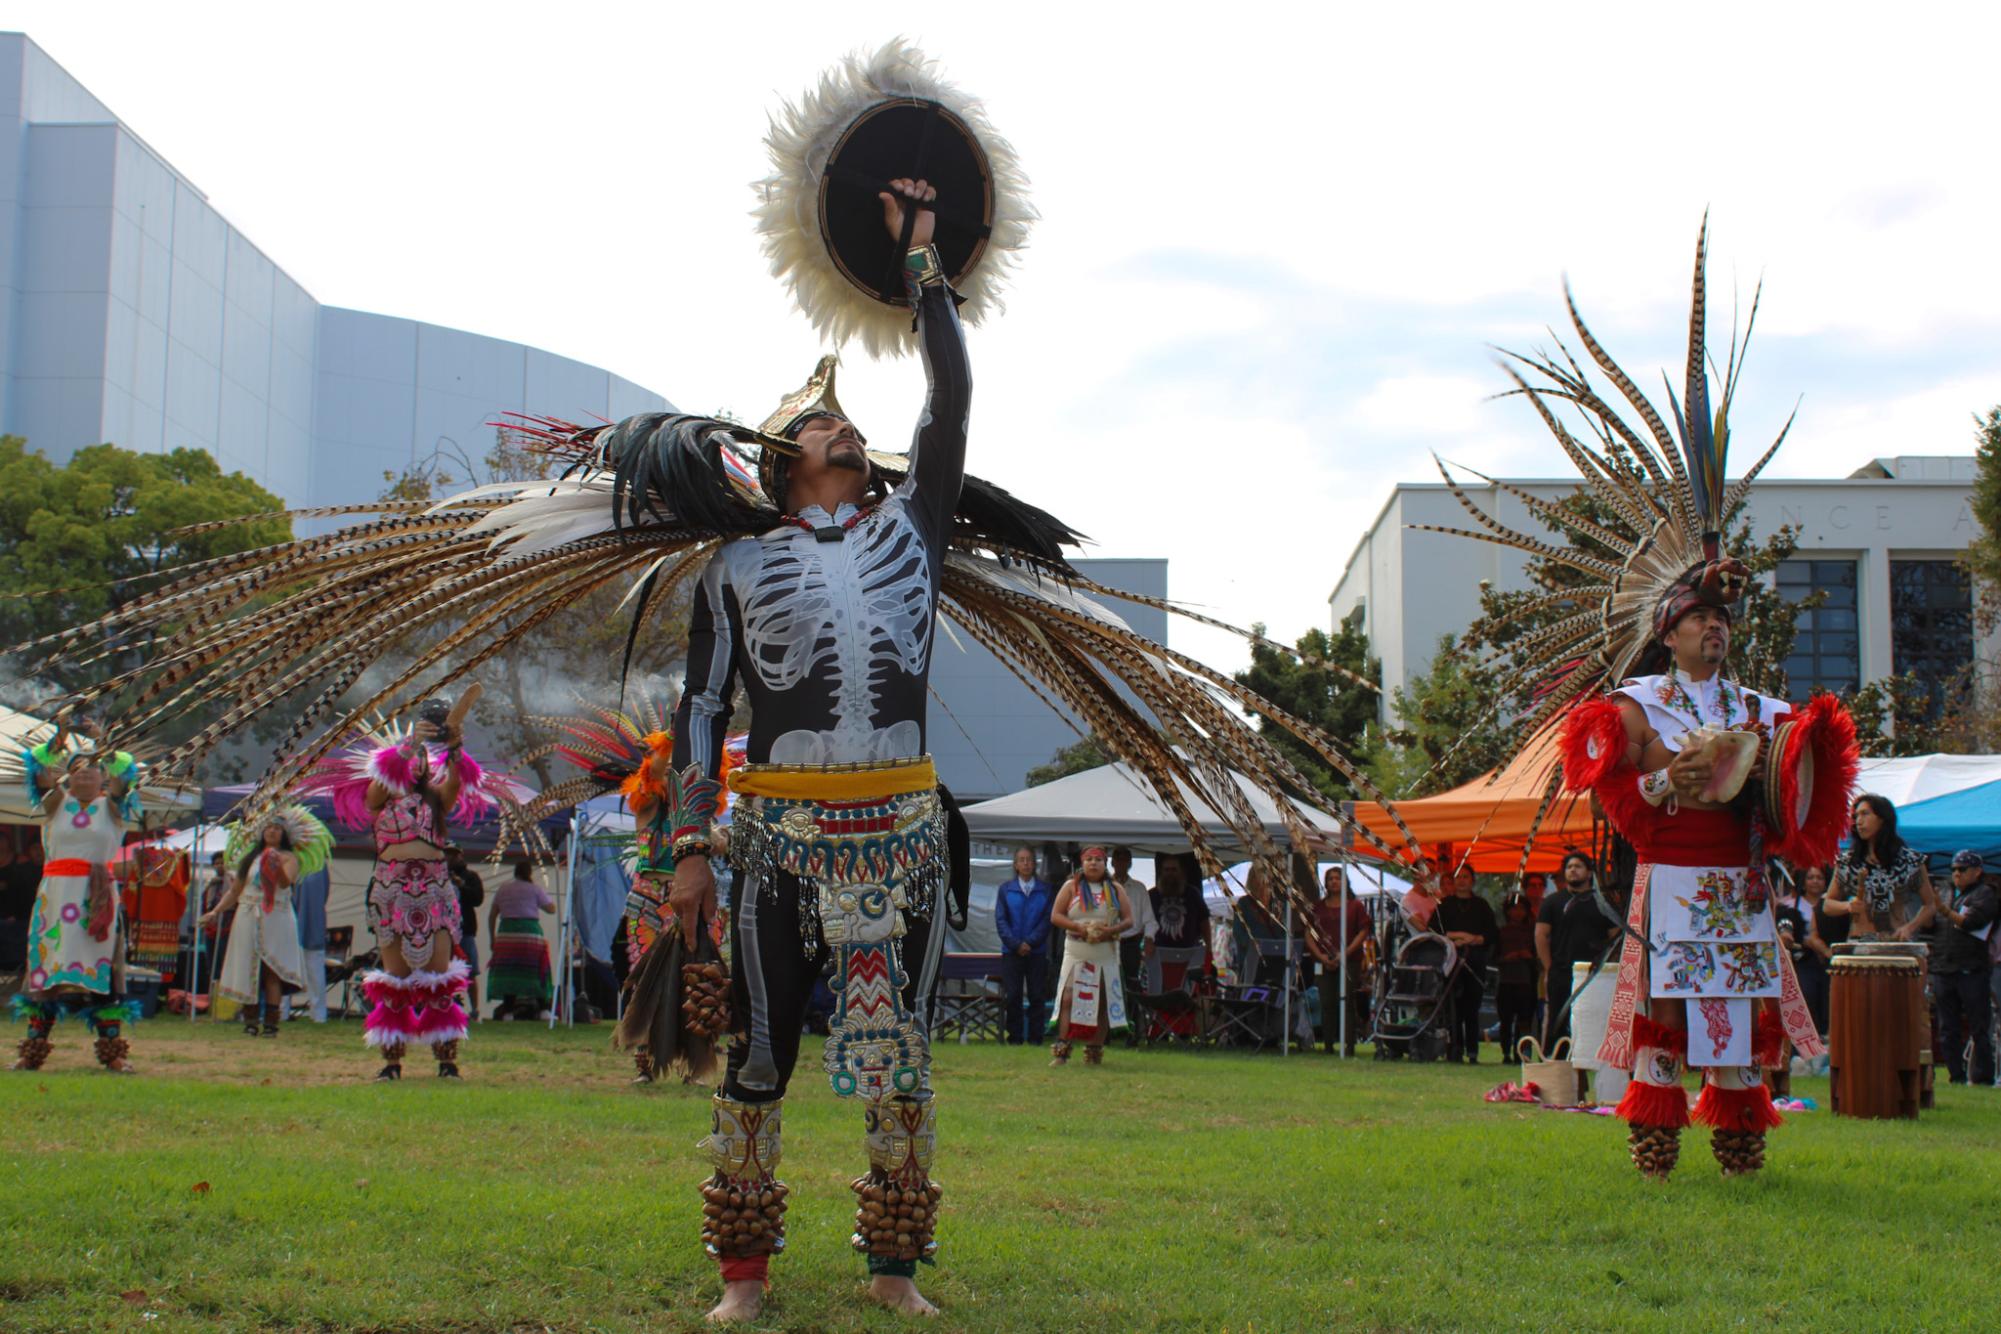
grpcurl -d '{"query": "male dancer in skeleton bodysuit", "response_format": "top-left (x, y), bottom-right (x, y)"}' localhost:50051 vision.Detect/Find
top-left (663, 177), bottom-right (957, 1322)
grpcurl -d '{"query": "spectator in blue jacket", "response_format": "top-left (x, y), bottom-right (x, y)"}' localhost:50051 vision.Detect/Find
top-left (996, 846), bottom-right (1056, 1044)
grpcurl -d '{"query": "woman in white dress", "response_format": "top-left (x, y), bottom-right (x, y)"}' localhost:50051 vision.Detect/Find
top-left (203, 807), bottom-right (332, 1038)
top-left (1049, 846), bottom-right (1133, 1067)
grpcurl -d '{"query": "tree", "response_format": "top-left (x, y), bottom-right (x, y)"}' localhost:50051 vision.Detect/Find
top-left (367, 431), bottom-right (697, 787)
top-left (1960, 406), bottom-right (2001, 632)
top-left (1362, 630), bottom-right (1517, 798)
top-left (0, 438), bottom-right (291, 698)
top-left (1233, 610), bottom-right (1381, 800)
top-left (1025, 735), bottom-right (1109, 788)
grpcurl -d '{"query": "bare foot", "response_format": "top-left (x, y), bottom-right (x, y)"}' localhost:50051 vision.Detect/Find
top-left (868, 1275), bottom-right (939, 1317)
top-left (705, 1279), bottom-right (764, 1324)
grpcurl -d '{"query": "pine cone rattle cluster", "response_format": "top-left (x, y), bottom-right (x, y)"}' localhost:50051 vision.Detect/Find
top-left (1711, 1128), bottom-right (1766, 1177)
top-left (682, 959), bottom-right (731, 1037)
top-left (1629, 1124), bottom-right (1681, 1180)
top-left (851, 1171), bottom-right (942, 1261)
top-left (12, 1037), bottom-right (54, 1071)
top-left (700, 1174), bottom-right (786, 1256)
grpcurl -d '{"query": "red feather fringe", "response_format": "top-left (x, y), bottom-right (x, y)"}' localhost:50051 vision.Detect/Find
top-left (1692, 1081), bottom-right (1784, 1132)
top-left (1586, 751), bottom-right (1665, 853)
top-left (1753, 1005), bottom-right (1786, 1069)
top-left (1559, 696), bottom-right (1629, 793)
top-left (1769, 692), bottom-right (1859, 868)
top-left (1631, 1012), bottom-right (1688, 1057)
top-left (1615, 1079), bottom-right (1690, 1129)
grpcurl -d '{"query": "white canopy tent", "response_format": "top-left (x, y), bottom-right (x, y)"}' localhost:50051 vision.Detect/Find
top-left (1852, 753), bottom-right (2001, 808)
top-left (1203, 859), bottom-right (1410, 914)
top-left (958, 759), bottom-right (1336, 852)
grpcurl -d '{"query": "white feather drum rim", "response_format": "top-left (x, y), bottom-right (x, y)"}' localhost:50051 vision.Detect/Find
top-left (754, 38), bottom-right (1035, 358)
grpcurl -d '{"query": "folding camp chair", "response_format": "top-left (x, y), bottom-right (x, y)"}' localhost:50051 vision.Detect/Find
top-left (324, 927), bottom-right (370, 1018)
top-left (1207, 983), bottom-right (1284, 1050)
top-left (929, 952), bottom-right (1006, 1044)
top-left (1127, 987), bottom-right (1206, 1047)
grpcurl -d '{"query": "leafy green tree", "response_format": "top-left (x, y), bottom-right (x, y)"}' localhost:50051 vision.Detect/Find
top-left (0, 438), bottom-right (291, 697)
top-left (1233, 609), bottom-right (1381, 800)
top-left (1362, 631), bottom-right (1517, 798)
top-left (1960, 406), bottom-right (2001, 631)
top-left (1025, 735), bottom-right (1110, 788)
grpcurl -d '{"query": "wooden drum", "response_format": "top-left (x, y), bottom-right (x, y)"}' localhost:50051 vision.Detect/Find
top-left (1828, 950), bottom-right (1924, 1120)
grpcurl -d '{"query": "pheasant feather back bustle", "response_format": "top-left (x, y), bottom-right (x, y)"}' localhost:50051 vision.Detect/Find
top-left (12, 418), bottom-right (1404, 937)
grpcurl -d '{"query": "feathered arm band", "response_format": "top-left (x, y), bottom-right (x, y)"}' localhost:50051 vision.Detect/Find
top-left (444, 749), bottom-right (494, 824)
top-left (367, 744), bottom-right (419, 796)
top-left (663, 764), bottom-right (722, 865)
top-left (1560, 696), bottom-right (1664, 846)
top-left (1765, 693), bottom-right (1858, 868)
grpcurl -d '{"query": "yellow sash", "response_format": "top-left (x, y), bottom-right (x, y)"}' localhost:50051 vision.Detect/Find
top-left (726, 756), bottom-right (937, 803)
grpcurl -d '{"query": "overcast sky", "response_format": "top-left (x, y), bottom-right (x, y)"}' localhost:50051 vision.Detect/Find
top-left (14, 2), bottom-right (2001, 673)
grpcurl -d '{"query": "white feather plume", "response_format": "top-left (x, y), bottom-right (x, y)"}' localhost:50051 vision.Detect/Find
top-left (754, 37), bottom-right (1035, 358)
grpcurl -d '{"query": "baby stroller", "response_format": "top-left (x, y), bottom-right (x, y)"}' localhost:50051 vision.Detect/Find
top-left (1371, 931), bottom-right (1459, 1062)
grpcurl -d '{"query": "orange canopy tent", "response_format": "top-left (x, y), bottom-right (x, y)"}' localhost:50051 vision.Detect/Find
top-left (1344, 727), bottom-right (1600, 874)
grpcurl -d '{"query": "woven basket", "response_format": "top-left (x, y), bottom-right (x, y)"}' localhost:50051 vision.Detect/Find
top-left (1516, 1036), bottom-right (1583, 1107)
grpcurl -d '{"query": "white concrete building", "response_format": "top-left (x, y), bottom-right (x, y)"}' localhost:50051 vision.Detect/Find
top-left (0, 33), bottom-right (666, 506)
top-left (1330, 455), bottom-right (1992, 715)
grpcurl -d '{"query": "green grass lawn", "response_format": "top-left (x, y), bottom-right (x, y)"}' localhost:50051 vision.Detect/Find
top-left (3, 1018), bottom-right (1997, 1332)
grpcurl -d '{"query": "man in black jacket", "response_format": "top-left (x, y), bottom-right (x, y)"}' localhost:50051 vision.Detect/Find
top-left (1433, 867), bottom-right (1498, 1063)
top-left (1931, 850), bottom-right (1997, 1086)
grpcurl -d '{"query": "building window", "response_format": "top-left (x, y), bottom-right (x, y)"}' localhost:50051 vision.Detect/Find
top-left (1891, 559), bottom-right (1974, 716)
top-left (1777, 559), bottom-right (1859, 695)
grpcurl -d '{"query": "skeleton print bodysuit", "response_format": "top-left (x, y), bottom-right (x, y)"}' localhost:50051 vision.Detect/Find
top-left (672, 280), bottom-right (969, 778)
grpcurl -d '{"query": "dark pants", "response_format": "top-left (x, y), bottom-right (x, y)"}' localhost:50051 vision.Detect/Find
top-left (1543, 960), bottom-right (1580, 1053)
top-left (1315, 961), bottom-right (1370, 1052)
top-left (1119, 934), bottom-right (1147, 997)
top-left (1000, 949), bottom-right (1050, 1045)
top-left (720, 866), bottom-right (825, 1102)
top-left (1496, 982), bottom-right (1536, 1058)
top-left (1933, 968), bottom-right (1996, 1086)
top-left (1449, 969), bottom-right (1484, 1060)
top-left (1797, 957), bottom-right (1830, 1036)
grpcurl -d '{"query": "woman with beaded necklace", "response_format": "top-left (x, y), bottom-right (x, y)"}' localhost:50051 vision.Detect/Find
top-left (1823, 794), bottom-right (1937, 942)
top-left (1048, 847), bottom-right (1133, 1067)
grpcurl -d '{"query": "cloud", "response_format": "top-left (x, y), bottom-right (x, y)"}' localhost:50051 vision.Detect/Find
top-left (11, 1), bottom-right (2001, 676)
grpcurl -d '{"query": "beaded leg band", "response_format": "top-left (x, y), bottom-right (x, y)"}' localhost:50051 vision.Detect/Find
top-left (852, 1095), bottom-right (940, 1268)
top-left (434, 1039), bottom-right (462, 1078)
top-left (702, 1095), bottom-right (787, 1273)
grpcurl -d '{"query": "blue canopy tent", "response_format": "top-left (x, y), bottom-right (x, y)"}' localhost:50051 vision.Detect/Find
top-left (546, 793), bottom-right (637, 1028)
top-left (1880, 778), bottom-right (2001, 869)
